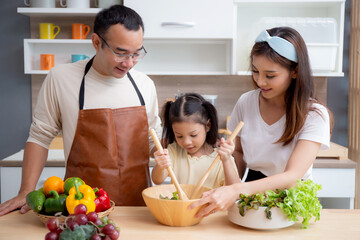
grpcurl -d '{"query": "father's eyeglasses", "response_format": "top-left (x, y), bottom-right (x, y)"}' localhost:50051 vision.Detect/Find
top-left (98, 34), bottom-right (147, 63)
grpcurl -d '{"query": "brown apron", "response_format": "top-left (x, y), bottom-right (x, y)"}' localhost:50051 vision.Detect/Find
top-left (65, 57), bottom-right (151, 206)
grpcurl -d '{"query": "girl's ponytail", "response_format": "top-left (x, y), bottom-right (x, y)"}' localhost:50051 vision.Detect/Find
top-left (201, 101), bottom-right (219, 146)
top-left (161, 101), bottom-right (174, 147)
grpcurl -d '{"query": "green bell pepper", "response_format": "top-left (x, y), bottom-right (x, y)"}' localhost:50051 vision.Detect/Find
top-left (44, 190), bottom-right (67, 214)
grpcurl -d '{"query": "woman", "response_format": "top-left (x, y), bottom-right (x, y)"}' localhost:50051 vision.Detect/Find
top-left (189, 27), bottom-right (332, 218)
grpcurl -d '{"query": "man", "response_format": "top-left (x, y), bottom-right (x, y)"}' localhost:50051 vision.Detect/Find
top-left (0, 5), bottom-right (161, 216)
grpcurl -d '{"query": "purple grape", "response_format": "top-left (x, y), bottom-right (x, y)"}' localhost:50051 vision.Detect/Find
top-left (90, 234), bottom-right (102, 240)
top-left (45, 232), bottom-right (59, 240)
top-left (102, 223), bottom-right (116, 235)
top-left (87, 212), bottom-right (98, 223)
top-left (74, 214), bottom-right (88, 225)
top-left (46, 218), bottom-right (58, 232)
top-left (94, 218), bottom-right (103, 226)
top-left (68, 221), bottom-right (79, 231)
top-left (108, 229), bottom-right (120, 240)
top-left (74, 204), bottom-right (87, 215)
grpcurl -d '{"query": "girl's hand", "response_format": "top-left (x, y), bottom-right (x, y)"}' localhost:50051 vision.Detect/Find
top-left (188, 183), bottom-right (241, 218)
top-left (153, 149), bottom-right (171, 169)
top-left (217, 137), bottom-right (235, 163)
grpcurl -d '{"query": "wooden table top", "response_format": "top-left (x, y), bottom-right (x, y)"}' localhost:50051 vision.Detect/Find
top-left (1, 207), bottom-right (360, 240)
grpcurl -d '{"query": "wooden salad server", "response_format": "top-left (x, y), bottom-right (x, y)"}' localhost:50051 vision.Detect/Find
top-left (190, 121), bottom-right (244, 199)
top-left (149, 129), bottom-right (189, 200)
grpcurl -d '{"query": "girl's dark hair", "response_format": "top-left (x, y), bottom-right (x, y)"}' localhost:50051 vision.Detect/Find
top-left (162, 93), bottom-right (219, 148)
top-left (94, 5), bottom-right (144, 38)
top-left (250, 27), bottom-right (333, 145)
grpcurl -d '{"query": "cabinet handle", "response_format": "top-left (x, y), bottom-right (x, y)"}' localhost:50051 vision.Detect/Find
top-left (161, 22), bottom-right (195, 28)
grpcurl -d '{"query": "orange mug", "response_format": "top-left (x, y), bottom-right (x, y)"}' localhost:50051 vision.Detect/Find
top-left (72, 23), bottom-right (91, 39)
top-left (40, 54), bottom-right (54, 70)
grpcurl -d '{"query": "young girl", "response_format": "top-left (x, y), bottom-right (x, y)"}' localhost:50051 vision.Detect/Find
top-left (190, 27), bottom-right (332, 217)
top-left (151, 93), bottom-right (240, 189)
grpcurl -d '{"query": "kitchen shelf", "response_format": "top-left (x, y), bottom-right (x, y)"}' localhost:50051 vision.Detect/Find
top-left (17, 7), bottom-right (101, 17)
top-left (23, 39), bottom-right (232, 75)
top-left (24, 39), bottom-right (95, 74)
top-left (237, 71), bottom-right (344, 77)
top-left (135, 39), bottom-right (232, 75)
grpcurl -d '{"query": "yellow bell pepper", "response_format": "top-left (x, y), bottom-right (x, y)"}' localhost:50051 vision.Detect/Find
top-left (66, 183), bottom-right (96, 214)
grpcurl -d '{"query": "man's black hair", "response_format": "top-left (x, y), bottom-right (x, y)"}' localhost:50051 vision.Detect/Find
top-left (94, 5), bottom-right (144, 38)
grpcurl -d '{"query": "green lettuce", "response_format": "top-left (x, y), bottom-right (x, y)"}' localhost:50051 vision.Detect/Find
top-left (159, 191), bottom-right (180, 200)
top-left (236, 179), bottom-right (322, 228)
top-left (59, 224), bottom-right (96, 240)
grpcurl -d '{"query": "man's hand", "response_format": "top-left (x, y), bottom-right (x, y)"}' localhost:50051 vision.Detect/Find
top-left (0, 192), bottom-right (30, 216)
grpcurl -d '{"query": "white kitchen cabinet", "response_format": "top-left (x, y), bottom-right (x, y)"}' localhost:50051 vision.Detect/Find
top-left (124, 0), bottom-right (234, 39)
top-left (234, 0), bottom-right (345, 77)
top-left (0, 167), bottom-right (65, 204)
top-left (124, 0), bottom-right (234, 74)
top-left (312, 168), bottom-right (355, 209)
top-left (18, 0), bottom-right (345, 76)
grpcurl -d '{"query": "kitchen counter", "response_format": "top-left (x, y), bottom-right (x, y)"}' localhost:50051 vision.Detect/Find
top-left (1, 207), bottom-right (360, 240)
top-left (1, 147), bottom-right (356, 209)
top-left (0, 149), bottom-right (356, 169)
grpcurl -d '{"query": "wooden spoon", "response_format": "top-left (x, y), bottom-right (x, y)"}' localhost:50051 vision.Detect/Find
top-left (190, 121), bottom-right (244, 199)
top-left (149, 129), bottom-right (189, 200)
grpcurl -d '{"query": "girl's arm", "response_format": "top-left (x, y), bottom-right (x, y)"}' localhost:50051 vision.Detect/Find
top-left (232, 136), bottom-right (247, 179)
top-left (190, 139), bottom-right (321, 218)
top-left (218, 138), bottom-right (241, 185)
top-left (151, 149), bottom-right (170, 185)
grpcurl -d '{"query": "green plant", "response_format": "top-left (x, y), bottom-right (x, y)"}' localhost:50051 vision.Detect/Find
top-left (236, 179), bottom-right (322, 228)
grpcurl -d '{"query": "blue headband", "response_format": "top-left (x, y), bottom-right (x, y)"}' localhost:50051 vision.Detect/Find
top-left (255, 30), bottom-right (298, 63)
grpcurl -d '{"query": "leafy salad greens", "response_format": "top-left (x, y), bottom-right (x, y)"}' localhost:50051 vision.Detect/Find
top-left (159, 191), bottom-right (180, 200)
top-left (236, 179), bottom-right (322, 228)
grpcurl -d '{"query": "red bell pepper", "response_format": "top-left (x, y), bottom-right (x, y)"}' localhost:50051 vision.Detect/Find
top-left (92, 187), bottom-right (111, 212)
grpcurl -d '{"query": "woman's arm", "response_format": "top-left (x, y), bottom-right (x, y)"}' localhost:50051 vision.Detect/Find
top-left (190, 139), bottom-right (321, 217)
top-left (238, 139), bottom-right (321, 194)
top-left (232, 136), bottom-right (246, 179)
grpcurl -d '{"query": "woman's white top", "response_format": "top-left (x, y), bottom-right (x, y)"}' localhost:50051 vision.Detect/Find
top-left (227, 89), bottom-right (330, 180)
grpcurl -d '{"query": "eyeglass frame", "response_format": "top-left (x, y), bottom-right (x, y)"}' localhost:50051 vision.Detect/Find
top-left (97, 34), bottom-right (147, 62)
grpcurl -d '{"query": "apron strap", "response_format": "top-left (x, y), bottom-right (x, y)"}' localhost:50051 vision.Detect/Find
top-left (79, 57), bottom-right (94, 110)
top-left (127, 72), bottom-right (145, 106)
top-left (78, 57), bottom-right (146, 110)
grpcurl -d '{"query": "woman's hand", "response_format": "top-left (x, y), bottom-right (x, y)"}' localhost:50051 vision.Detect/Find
top-left (153, 149), bottom-right (171, 169)
top-left (217, 137), bottom-right (235, 163)
top-left (188, 183), bottom-right (241, 218)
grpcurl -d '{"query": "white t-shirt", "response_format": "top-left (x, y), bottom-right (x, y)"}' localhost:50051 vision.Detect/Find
top-left (28, 59), bottom-right (162, 161)
top-left (227, 89), bottom-right (330, 180)
top-left (168, 142), bottom-right (238, 189)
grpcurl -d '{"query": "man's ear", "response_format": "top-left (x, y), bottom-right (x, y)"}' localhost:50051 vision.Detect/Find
top-left (92, 33), bottom-right (102, 51)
